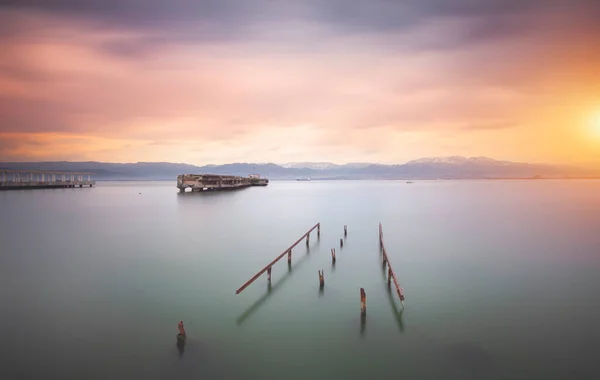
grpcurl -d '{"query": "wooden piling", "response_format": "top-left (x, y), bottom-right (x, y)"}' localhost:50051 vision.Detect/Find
top-left (287, 250), bottom-right (292, 263)
top-left (344, 225), bottom-right (347, 237)
top-left (176, 321), bottom-right (187, 346)
top-left (235, 223), bottom-right (320, 294)
top-left (331, 248), bottom-right (336, 262)
top-left (360, 288), bottom-right (367, 314)
top-left (340, 238), bottom-right (343, 248)
top-left (318, 270), bottom-right (324, 287)
top-left (379, 223), bottom-right (405, 306)
top-left (267, 267), bottom-right (272, 282)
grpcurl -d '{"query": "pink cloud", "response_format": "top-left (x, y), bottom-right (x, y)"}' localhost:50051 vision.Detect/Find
top-left (0, 6), bottom-right (599, 165)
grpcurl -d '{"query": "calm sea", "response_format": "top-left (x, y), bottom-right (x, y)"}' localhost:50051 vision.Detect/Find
top-left (1, 180), bottom-right (599, 380)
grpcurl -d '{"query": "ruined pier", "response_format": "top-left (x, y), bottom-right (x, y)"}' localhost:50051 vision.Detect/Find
top-left (235, 223), bottom-right (320, 294)
top-left (177, 173), bottom-right (268, 192)
top-left (0, 170), bottom-right (95, 190)
top-left (379, 223), bottom-right (405, 306)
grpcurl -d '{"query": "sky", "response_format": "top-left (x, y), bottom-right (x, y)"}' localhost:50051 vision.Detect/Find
top-left (0, 0), bottom-right (599, 166)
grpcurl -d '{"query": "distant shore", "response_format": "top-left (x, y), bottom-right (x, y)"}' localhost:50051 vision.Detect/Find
top-left (90, 177), bottom-right (600, 182)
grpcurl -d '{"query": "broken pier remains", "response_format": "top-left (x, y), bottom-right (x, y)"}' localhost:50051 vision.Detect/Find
top-left (177, 173), bottom-right (268, 192)
top-left (235, 223), bottom-right (320, 294)
top-left (379, 223), bottom-right (405, 306)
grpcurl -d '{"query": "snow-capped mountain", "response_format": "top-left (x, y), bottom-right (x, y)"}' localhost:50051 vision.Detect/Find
top-left (405, 156), bottom-right (510, 165)
top-left (281, 162), bottom-right (373, 170)
top-left (281, 162), bottom-right (341, 170)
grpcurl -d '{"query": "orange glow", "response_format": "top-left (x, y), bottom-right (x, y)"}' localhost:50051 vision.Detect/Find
top-left (589, 112), bottom-right (600, 139)
top-left (0, 7), bottom-right (599, 167)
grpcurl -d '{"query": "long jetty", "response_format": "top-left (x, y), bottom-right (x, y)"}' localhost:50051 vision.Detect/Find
top-left (379, 223), bottom-right (405, 306)
top-left (1, 169), bottom-right (95, 190)
top-left (235, 223), bottom-right (320, 294)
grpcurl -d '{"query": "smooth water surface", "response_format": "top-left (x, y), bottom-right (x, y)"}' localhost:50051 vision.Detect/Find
top-left (1, 180), bottom-right (599, 379)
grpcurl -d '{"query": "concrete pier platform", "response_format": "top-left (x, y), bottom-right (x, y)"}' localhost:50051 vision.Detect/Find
top-left (177, 173), bottom-right (268, 192)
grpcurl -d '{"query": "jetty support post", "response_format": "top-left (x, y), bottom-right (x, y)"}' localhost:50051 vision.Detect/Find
top-left (379, 223), bottom-right (405, 307)
top-left (317, 223), bottom-right (320, 237)
top-left (176, 320), bottom-right (187, 346)
top-left (344, 225), bottom-right (347, 237)
top-left (331, 248), bottom-right (336, 263)
top-left (235, 223), bottom-right (321, 294)
top-left (287, 250), bottom-right (292, 264)
top-left (340, 238), bottom-right (344, 248)
top-left (318, 270), bottom-right (324, 288)
top-left (360, 288), bottom-right (367, 315)
top-left (267, 267), bottom-right (272, 283)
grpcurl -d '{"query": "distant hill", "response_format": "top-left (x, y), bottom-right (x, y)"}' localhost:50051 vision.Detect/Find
top-left (1, 157), bottom-right (597, 180)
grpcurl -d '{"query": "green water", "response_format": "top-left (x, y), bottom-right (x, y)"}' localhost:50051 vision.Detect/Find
top-left (1, 180), bottom-right (599, 379)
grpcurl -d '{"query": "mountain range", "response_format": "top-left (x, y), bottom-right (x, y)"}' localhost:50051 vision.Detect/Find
top-left (1, 156), bottom-right (598, 180)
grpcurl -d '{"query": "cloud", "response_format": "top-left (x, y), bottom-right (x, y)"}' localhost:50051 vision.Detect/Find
top-left (0, 1), bottom-right (599, 164)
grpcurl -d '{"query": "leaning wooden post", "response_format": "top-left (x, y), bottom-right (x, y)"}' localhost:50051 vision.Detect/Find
top-left (340, 238), bottom-right (343, 248)
top-left (318, 270), bottom-right (324, 288)
top-left (344, 225), bottom-right (347, 237)
top-left (176, 320), bottom-right (187, 346)
top-left (331, 248), bottom-right (336, 263)
top-left (267, 267), bottom-right (272, 282)
top-left (360, 288), bottom-right (367, 315)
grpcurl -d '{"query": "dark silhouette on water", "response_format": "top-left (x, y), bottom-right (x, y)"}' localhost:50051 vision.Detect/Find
top-left (381, 261), bottom-right (404, 332)
top-left (360, 313), bottom-right (366, 337)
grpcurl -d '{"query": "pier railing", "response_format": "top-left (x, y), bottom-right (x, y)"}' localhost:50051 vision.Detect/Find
top-left (379, 223), bottom-right (405, 306)
top-left (235, 223), bottom-right (320, 294)
top-left (0, 170), bottom-right (95, 190)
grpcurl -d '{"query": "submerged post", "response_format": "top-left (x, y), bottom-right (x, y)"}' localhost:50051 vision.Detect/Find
top-left (267, 267), bottom-right (272, 282)
top-left (331, 248), bottom-right (336, 263)
top-left (177, 321), bottom-right (186, 346)
top-left (340, 238), bottom-right (343, 248)
top-left (360, 288), bottom-right (367, 315)
top-left (287, 250), bottom-right (292, 264)
top-left (318, 270), bottom-right (324, 288)
top-left (344, 225), bottom-right (347, 237)
top-left (317, 223), bottom-right (321, 237)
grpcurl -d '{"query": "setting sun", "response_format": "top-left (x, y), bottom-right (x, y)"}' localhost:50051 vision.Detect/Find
top-left (592, 113), bottom-right (600, 138)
